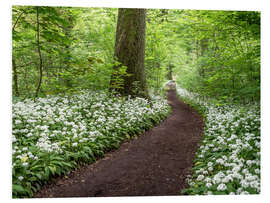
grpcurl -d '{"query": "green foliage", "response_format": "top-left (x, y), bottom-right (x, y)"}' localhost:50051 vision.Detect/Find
top-left (110, 63), bottom-right (132, 90)
top-left (12, 7), bottom-right (260, 103)
top-left (172, 10), bottom-right (260, 104)
top-left (145, 9), bottom-right (181, 92)
top-left (12, 6), bottom-right (117, 98)
top-left (12, 6), bottom-right (77, 97)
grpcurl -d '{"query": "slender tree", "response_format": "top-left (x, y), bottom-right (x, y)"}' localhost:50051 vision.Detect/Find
top-left (12, 58), bottom-right (19, 97)
top-left (166, 63), bottom-right (173, 80)
top-left (110, 8), bottom-right (148, 98)
top-left (35, 7), bottom-right (43, 98)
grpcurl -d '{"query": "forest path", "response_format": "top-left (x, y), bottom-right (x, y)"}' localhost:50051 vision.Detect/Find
top-left (35, 86), bottom-right (204, 198)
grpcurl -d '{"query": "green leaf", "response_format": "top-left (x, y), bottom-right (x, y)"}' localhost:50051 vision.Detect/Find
top-left (13, 184), bottom-right (26, 193)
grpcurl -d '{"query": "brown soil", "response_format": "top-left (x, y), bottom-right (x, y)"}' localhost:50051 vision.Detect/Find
top-left (34, 86), bottom-right (204, 198)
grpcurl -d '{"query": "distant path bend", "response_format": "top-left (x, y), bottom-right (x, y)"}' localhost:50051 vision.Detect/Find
top-left (35, 86), bottom-right (204, 197)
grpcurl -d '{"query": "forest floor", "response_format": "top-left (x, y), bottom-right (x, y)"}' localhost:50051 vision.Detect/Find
top-left (34, 86), bottom-right (204, 198)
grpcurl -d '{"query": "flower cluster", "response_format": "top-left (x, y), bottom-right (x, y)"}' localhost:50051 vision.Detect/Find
top-left (176, 85), bottom-right (260, 195)
top-left (12, 90), bottom-right (170, 198)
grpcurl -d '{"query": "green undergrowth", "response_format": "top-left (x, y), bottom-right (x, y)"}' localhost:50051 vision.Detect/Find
top-left (12, 90), bottom-right (171, 198)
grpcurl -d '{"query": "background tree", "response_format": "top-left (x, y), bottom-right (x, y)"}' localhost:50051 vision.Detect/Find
top-left (35, 7), bottom-right (43, 98)
top-left (12, 6), bottom-right (77, 97)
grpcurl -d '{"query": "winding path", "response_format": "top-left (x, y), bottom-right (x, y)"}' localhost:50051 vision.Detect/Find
top-left (35, 86), bottom-right (204, 197)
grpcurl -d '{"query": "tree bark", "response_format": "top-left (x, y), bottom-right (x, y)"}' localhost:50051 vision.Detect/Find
top-left (167, 63), bottom-right (173, 80)
top-left (35, 7), bottom-right (43, 98)
top-left (198, 38), bottom-right (208, 77)
top-left (12, 9), bottom-right (25, 32)
top-left (12, 58), bottom-right (19, 97)
top-left (110, 8), bottom-right (148, 98)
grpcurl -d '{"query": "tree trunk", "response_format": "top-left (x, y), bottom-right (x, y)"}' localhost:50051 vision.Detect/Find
top-left (12, 58), bottom-right (19, 97)
top-left (156, 62), bottom-right (161, 91)
top-left (167, 63), bottom-right (173, 80)
top-left (198, 38), bottom-right (208, 77)
top-left (110, 8), bottom-right (148, 98)
top-left (195, 39), bottom-right (199, 65)
top-left (35, 7), bottom-right (43, 98)
top-left (200, 38), bottom-right (208, 56)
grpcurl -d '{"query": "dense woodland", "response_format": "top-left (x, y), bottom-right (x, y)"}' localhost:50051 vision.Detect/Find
top-left (12, 6), bottom-right (260, 103)
top-left (12, 6), bottom-right (260, 197)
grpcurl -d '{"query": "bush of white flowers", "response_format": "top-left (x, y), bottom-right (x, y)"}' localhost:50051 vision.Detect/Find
top-left (176, 85), bottom-right (260, 195)
top-left (12, 90), bottom-right (170, 198)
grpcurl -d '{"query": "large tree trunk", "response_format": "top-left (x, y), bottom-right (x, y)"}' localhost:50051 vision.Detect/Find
top-left (110, 8), bottom-right (148, 98)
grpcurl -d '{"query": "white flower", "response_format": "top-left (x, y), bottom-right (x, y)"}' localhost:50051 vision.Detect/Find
top-left (12, 136), bottom-right (17, 143)
top-left (222, 176), bottom-right (232, 183)
top-left (233, 173), bottom-right (243, 180)
top-left (72, 142), bottom-right (78, 147)
top-left (240, 180), bottom-right (249, 188)
top-left (206, 182), bottom-right (212, 188)
top-left (198, 154), bottom-right (204, 158)
top-left (22, 162), bottom-right (28, 167)
top-left (18, 176), bottom-right (24, 181)
top-left (217, 183), bottom-right (227, 191)
top-left (15, 120), bottom-right (22, 125)
top-left (197, 175), bottom-right (204, 181)
top-left (246, 160), bottom-right (253, 166)
top-left (203, 170), bottom-right (208, 175)
top-left (254, 168), bottom-right (260, 174)
top-left (232, 166), bottom-right (241, 173)
top-left (26, 133), bottom-right (33, 137)
top-left (249, 180), bottom-right (260, 189)
top-left (216, 158), bottom-right (225, 165)
top-left (240, 191), bottom-right (250, 195)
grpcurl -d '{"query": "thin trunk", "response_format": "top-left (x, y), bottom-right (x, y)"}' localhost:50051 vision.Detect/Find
top-left (35, 7), bottom-right (43, 98)
top-left (195, 39), bottom-right (199, 73)
top-left (12, 9), bottom-right (25, 32)
top-left (213, 31), bottom-right (219, 58)
top-left (156, 63), bottom-right (160, 91)
top-left (167, 63), bottom-right (173, 80)
top-left (199, 38), bottom-right (208, 77)
top-left (12, 58), bottom-right (19, 97)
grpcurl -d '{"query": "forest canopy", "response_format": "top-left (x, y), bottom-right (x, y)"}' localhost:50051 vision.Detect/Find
top-left (12, 6), bottom-right (260, 103)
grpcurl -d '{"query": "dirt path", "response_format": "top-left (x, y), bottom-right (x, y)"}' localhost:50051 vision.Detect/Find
top-left (34, 86), bottom-right (204, 198)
